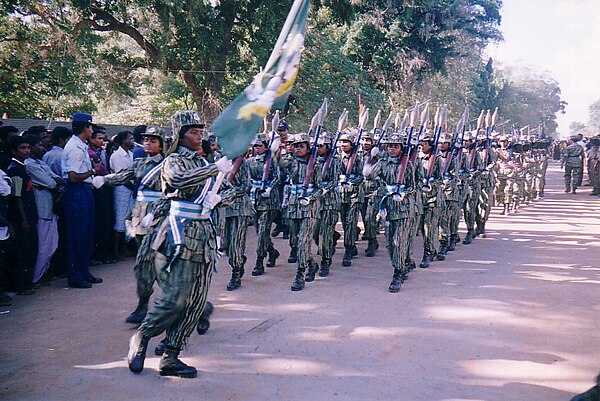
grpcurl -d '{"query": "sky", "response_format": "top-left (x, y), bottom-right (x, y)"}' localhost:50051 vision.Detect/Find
top-left (485, 0), bottom-right (600, 137)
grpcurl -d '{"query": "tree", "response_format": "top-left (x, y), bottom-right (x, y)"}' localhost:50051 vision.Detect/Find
top-left (569, 121), bottom-right (587, 136)
top-left (587, 99), bottom-right (600, 133)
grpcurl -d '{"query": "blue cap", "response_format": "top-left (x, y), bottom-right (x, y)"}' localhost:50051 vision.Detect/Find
top-left (72, 112), bottom-right (94, 124)
top-left (277, 121), bottom-right (289, 131)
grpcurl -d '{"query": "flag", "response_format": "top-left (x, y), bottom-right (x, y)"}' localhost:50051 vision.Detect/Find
top-left (211, 0), bottom-right (311, 158)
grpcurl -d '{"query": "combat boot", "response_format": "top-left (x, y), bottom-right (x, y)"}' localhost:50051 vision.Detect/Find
top-left (319, 259), bottom-right (331, 277)
top-left (305, 261), bottom-right (319, 282)
top-left (127, 331), bottom-right (149, 373)
top-left (463, 230), bottom-right (473, 245)
top-left (226, 267), bottom-right (242, 291)
top-left (405, 259), bottom-right (416, 271)
top-left (288, 247), bottom-right (298, 264)
top-left (266, 248), bottom-right (280, 267)
top-left (291, 268), bottom-right (305, 291)
top-left (125, 296), bottom-right (149, 325)
top-left (437, 242), bottom-right (447, 260)
top-left (333, 231), bottom-right (341, 248)
top-left (196, 301), bottom-right (214, 335)
top-left (342, 248), bottom-right (353, 267)
top-left (154, 340), bottom-right (166, 356)
top-left (251, 257), bottom-right (265, 276)
top-left (365, 239), bottom-right (378, 257)
top-left (388, 271), bottom-right (402, 293)
top-left (159, 347), bottom-right (197, 378)
top-left (239, 255), bottom-right (247, 278)
top-left (447, 235), bottom-right (457, 252)
top-left (419, 252), bottom-right (432, 269)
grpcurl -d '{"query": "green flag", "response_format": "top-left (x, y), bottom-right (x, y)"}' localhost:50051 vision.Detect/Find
top-left (211, 0), bottom-right (311, 158)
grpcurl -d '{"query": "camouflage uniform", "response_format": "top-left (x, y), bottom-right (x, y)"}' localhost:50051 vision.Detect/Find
top-left (418, 149), bottom-right (442, 267)
top-left (562, 141), bottom-right (584, 193)
top-left (461, 136), bottom-right (481, 244)
top-left (338, 147), bottom-right (364, 266)
top-left (247, 145), bottom-right (281, 275)
top-left (436, 140), bottom-right (460, 260)
top-left (495, 146), bottom-right (514, 214)
top-left (476, 143), bottom-right (496, 237)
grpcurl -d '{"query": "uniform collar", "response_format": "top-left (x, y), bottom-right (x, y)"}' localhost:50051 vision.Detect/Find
top-left (176, 146), bottom-right (199, 158)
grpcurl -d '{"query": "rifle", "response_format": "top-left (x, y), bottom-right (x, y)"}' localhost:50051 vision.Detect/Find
top-left (299, 98), bottom-right (328, 205)
top-left (409, 103), bottom-right (429, 166)
top-left (368, 111), bottom-right (395, 165)
top-left (322, 109), bottom-right (348, 176)
top-left (260, 111), bottom-right (280, 191)
top-left (442, 106), bottom-right (468, 178)
top-left (467, 109), bottom-right (484, 171)
top-left (227, 154), bottom-right (246, 182)
top-left (481, 108), bottom-right (498, 168)
top-left (342, 107), bottom-right (369, 184)
top-left (393, 102), bottom-right (421, 200)
top-left (423, 104), bottom-right (447, 191)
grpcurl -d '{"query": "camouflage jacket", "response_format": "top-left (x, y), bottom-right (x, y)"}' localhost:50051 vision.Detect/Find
top-left (246, 153), bottom-right (281, 211)
top-left (283, 154), bottom-right (321, 219)
top-left (338, 150), bottom-right (364, 203)
top-left (220, 159), bottom-right (253, 218)
top-left (418, 151), bottom-right (443, 208)
top-left (438, 150), bottom-right (461, 202)
top-left (316, 154), bottom-right (341, 211)
top-left (370, 156), bottom-right (415, 220)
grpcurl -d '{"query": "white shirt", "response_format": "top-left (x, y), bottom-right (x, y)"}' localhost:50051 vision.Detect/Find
top-left (62, 135), bottom-right (93, 183)
top-left (110, 146), bottom-right (133, 173)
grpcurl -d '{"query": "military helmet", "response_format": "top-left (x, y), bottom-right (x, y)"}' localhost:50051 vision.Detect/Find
top-left (463, 131), bottom-right (476, 141)
top-left (171, 110), bottom-right (205, 137)
top-left (476, 132), bottom-right (487, 141)
top-left (339, 132), bottom-right (355, 144)
top-left (419, 132), bottom-right (433, 142)
top-left (252, 133), bottom-right (269, 146)
top-left (292, 132), bottom-right (310, 145)
top-left (384, 133), bottom-right (404, 145)
top-left (317, 132), bottom-right (332, 145)
top-left (439, 134), bottom-right (453, 144)
top-left (142, 126), bottom-right (166, 142)
top-left (498, 134), bottom-right (509, 141)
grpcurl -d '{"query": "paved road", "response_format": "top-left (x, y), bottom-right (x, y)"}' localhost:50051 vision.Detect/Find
top-left (1, 163), bottom-right (599, 401)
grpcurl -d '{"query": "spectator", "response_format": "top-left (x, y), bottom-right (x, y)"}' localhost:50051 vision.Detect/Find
top-left (24, 126), bottom-right (52, 151)
top-left (89, 127), bottom-right (115, 265)
top-left (43, 126), bottom-right (72, 177)
top-left (109, 130), bottom-right (135, 261)
top-left (24, 135), bottom-right (61, 286)
top-left (6, 136), bottom-right (38, 295)
top-left (62, 112), bottom-right (103, 289)
top-left (0, 126), bottom-right (19, 171)
top-left (132, 125), bottom-right (146, 160)
top-left (0, 168), bottom-right (13, 305)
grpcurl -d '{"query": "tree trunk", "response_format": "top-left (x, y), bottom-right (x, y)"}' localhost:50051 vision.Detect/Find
top-left (180, 71), bottom-right (221, 122)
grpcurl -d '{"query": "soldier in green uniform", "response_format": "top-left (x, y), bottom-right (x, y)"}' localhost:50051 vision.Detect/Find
top-left (337, 133), bottom-right (363, 266)
top-left (561, 135), bottom-right (584, 194)
top-left (361, 133), bottom-right (381, 257)
top-left (475, 132), bottom-right (496, 238)
top-left (221, 155), bottom-right (253, 291)
top-left (247, 133), bottom-right (281, 277)
top-left (437, 133), bottom-right (460, 260)
top-left (495, 135), bottom-right (515, 215)
top-left (366, 133), bottom-right (414, 292)
top-left (461, 132), bottom-right (481, 245)
top-left (127, 110), bottom-right (232, 378)
top-left (417, 134), bottom-right (442, 268)
top-left (283, 133), bottom-right (321, 291)
top-left (313, 132), bottom-right (341, 277)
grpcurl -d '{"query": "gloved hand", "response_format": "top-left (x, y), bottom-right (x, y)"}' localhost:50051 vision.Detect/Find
top-left (377, 208), bottom-right (387, 222)
top-left (202, 192), bottom-right (222, 211)
top-left (215, 157), bottom-right (233, 174)
top-left (362, 163), bottom-right (374, 177)
top-left (261, 187), bottom-right (272, 198)
top-left (92, 175), bottom-right (105, 189)
top-left (393, 192), bottom-right (406, 202)
top-left (141, 213), bottom-right (154, 229)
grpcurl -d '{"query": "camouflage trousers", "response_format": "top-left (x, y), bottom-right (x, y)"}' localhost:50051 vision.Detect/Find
top-left (288, 217), bottom-right (317, 269)
top-left (140, 252), bottom-right (214, 350)
top-left (476, 186), bottom-right (493, 231)
top-left (385, 218), bottom-right (410, 274)
top-left (535, 171), bottom-right (546, 195)
top-left (406, 211), bottom-right (421, 264)
top-left (420, 206), bottom-right (440, 255)
top-left (513, 177), bottom-right (525, 203)
top-left (313, 208), bottom-right (339, 261)
top-left (590, 160), bottom-right (600, 194)
top-left (495, 177), bottom-right (513, 205)
top-left (525, 172), bottom-right (536, 200)
top-left (359, 197), bottom-right (379, 239)
top-left (134, 229), bottom-right (157, 301)
top-left (564, 165), bottom-right (582, 191)
top-left (254, 210), bottom-right (277, 258)
top-left (340, 201), bottom-right (359, 250)
top-left (462, 185), bottom-right (480, 231)
top-left (223, 216), bottom-right (250, 268)
top-left (439, 200), bottom-right (460, 242)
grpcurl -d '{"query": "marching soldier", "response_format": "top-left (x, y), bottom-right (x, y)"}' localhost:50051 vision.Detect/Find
top-left (361, 133), bottom-right (381, 257)
top-left (128, 110), bottom-right (232, 378)
top-left (283, 133), bottom-right (321, 291)
top-left (247, 133), bottom-right (281, 277)
top-left (366, 133), bottom-right (414, 293)
top-left (495, 135), bottom-right (514, 215)
top-left (313, 133), bottom-right (342, 277)
top-left (461, 131), bottom-right (481, 245)
top-left (475, 132), bottom-right (496, 238)
top-left (338, 133), bottom-right (363, 267)
top-left (437, 133), bottom-right (460, 260)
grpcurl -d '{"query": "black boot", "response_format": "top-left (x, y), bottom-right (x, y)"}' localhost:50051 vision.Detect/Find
top-left (291, 269), bottom-right (305, 291)
top-left (125, 297), bottom-right (149, 325)
top-left (342, 248), bottom-right (353, 267)
top-left (365, 239), bottom-right (378, 257)
top-left (239, 255), bottom-right (247, 278)
top-left (447, 235), bottom-right (457, 252)
top-left (155, 339), bottom-right (166, 356)
top-left (333, 231), bottom-right (341, 252)
top-left (318, 259), bottom-right (331, 277)
top-left (288, 247), bottom-right (298, 263)
top-left (196, 301), bottom-right (214, 335)
top-left (127, 331), bottom-right (149, 374)
top-left (252, 257), bottom-right (265, 276)
top-left (437, 242), bottom-right (447, 260)
top-left (305, 261), bottom-right (319, 282)
top-left (282, 226), bottom-right (289, 239)
top-left (266, 248), bottom-right (280, 267)
top-left (159, 347), bottom-right (197, 378)
top-left (420, 252), bottom-right (432, 268)
top-left (226, 267), bottom-right (241, 291)
top-left (388, 272), bottom-right (402, 293)
top-left (405, 259), bottom-right (416, 271)
top-left (463, 230), bottom-right (473, 245)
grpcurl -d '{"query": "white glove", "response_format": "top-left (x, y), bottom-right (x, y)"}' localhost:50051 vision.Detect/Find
top-left (362, 163), bottom-right (374, 177)
top-left (214, 157), bottom-right (233, 174)
top-left (377, 208), bottom-right (387, 222)
top-left (202, 193), bottom-right (222, 211)
top-left (393, 192), bottom-right (406, 202)
top-left (261, 187), bottom-right (272, 198)
top-left (92, 175), bottom-right (105, 189)
top-left (141, 213), bottom-right (154, 229)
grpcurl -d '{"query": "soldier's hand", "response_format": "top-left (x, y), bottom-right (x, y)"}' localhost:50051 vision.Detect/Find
top-left (261, 188), bottom-right (272, 198)
top-left (215, 157), bottom-right (233, 174)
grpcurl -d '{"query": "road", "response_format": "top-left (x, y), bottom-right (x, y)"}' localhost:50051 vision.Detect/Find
top-left (1, 162), bottom-right (599, 401)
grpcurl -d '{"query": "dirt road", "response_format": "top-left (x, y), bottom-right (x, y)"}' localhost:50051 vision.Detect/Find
top-left (1, 163), bottom-right (599, 401)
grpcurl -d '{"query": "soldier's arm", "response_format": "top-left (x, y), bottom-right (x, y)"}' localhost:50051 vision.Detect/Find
top-left (162, 156), bottom-right (218, 190)
top-left (104, 164), bottom-right (135, 187)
